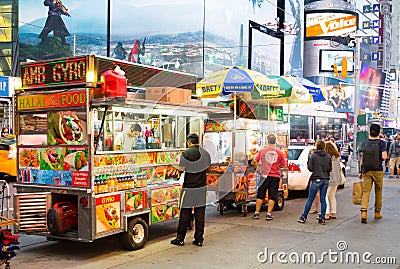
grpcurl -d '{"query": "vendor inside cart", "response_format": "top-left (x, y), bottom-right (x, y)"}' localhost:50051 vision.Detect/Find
top-left (114, 123), bottom-right (142, 151)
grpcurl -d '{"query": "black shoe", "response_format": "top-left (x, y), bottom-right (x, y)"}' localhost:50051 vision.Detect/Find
top-left (192, 240), bottom-right (203, 247)
top-left (318, 218), bottom-right (325, 225)
top-left (171, 238), bottom-right (185, 246)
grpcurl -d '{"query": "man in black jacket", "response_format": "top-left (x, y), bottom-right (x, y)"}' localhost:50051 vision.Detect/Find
top-left (298, 140), bottom-right (332, 224)
top-left (171, 134), bottom-right (211, 247)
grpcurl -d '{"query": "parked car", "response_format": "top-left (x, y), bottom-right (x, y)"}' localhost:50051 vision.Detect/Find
top-left (288, 145), bottom-right (345, 195)
top-left (0, 136), bottom-right (17, 182)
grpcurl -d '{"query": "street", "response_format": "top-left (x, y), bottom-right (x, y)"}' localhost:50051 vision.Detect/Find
top-left (7, 175), bottom-right (400, 269)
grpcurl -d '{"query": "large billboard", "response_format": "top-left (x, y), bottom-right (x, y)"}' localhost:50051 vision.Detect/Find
top-left (305, 13), bottom-right (357, 38)
top-left (359, 63), bottom-right (386, 113)
top-left (19, 0), bottom-right (279, 78)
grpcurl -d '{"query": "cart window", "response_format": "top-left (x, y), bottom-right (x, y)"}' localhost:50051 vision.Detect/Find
top-left (288, 148), bottom-right (303, 160)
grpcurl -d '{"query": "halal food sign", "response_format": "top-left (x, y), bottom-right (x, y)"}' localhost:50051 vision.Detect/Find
top-left (21, 57), bottom-right (86, 88)
top-left (18, 91), bottom-right (86, 110)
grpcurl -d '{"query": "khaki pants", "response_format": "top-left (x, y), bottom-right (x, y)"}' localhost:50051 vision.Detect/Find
top-left (361, 171), bottom-right (384, 212)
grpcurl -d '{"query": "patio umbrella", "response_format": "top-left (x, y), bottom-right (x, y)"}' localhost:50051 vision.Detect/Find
top-left (292, 76), bottom-right (325, 102)
top-left (197, 66), bottom-right (280, 98)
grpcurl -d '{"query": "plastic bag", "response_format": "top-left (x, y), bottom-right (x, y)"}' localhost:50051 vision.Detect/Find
top-left (178, 171), bottom-right (185, 186)
top-left (352, 181), bottom-right (363, 205)
top-left (340, 171), bottom-right (346, 185)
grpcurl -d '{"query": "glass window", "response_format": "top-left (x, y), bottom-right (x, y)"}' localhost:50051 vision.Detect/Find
top-left (288, 148), bottom-right (303, 160)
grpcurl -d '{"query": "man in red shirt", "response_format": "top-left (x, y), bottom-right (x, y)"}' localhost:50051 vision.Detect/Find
top-left (253, 134), bottom-right (286, 220)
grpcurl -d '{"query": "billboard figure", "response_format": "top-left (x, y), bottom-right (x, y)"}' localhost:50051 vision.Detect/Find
top-left (111, 42), bottom-right (127, 60)
top-left (39, 0), bottom-right (71, 46)
top-left (128, 38), bottom-right (146, 64)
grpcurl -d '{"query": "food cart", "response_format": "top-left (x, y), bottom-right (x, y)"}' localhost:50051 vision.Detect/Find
top-left (203, 99), bottom-right (289, 216)
top-left (13, 55), bottom-right (228, 250)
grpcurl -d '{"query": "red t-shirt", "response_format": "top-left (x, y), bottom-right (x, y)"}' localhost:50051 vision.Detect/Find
top-left (255, 146), bottom-right (285, 177)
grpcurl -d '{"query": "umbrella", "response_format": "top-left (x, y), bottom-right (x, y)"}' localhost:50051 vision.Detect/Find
top-left (293, 76), bottom-right (325, 102)
top-left (197, 66), bottom-right (280, 98)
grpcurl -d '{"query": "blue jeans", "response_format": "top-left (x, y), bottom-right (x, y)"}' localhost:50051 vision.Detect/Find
top-left (302, 179), bottom-right (329, 219)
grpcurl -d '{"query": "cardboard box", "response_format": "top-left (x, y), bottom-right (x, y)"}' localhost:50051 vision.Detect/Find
top-left (145, 87), bottom-right (192, 104)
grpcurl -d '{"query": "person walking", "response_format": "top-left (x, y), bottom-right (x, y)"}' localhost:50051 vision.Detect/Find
top-left (171, 133), bottom-right (211, 247)
top-left (359, 124), bottom-right (387, 224)
top-left (253, 134), bottom-right (286, 221)
top-left (340, 140), bottom-right (353, 167)
top-left (324, 142), bottom-right (341, 220)
top-left (387, 135), bottom-right (400, 179)
top-left (298, 140), bottom-right (332, 225)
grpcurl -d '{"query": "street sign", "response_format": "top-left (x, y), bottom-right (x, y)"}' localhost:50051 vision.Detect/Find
top-left (371, 52), bottom-right (380, 61)
top-left (363, 5), bottom-right (372, 13)
top-left (373, 4), bottom-right (380, 13)
top-left (362, 37), bottom-right (370, 44)
top-left (372, 20), bottom-right (381, 28)
top-left (362, 21), bottom-right (371, 29)
top-left (371, 36), bottom-right (380, 44)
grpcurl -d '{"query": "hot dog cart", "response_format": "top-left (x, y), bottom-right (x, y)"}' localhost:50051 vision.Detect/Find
top-left (204, 100), bottom-right (289, 216)
top-left (13, 55), bottom-right (227, 250)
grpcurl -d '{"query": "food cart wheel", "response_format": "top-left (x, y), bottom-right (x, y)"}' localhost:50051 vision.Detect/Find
top-left (273, 192), bottom-right (285, 211)
top-left (120, 217), bottom-right (148, 251)
top-left (242, 204), bottom-right (248, 217)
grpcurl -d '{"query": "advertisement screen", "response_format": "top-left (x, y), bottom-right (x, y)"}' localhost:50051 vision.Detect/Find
top-left (251, 30), bottom-right (280, 75)
top-left (306, 13), bottom-right (357, 38)
top-left (359, 63), bottom-right (386, 113)
top-left (319, 50), bottom-right (354, 72)
top-left (320, 85), bottom-right (354, 113)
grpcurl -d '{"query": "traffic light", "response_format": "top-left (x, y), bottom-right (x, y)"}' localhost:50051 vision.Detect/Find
top-left (341, 58), bottom-right (348, 78)
top-left (331, 63), bottom-right (338, 77)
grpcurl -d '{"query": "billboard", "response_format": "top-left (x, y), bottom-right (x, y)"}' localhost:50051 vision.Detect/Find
top-left (19, 0), bottom-right (278, 78)
top-left (320, 85), bottom-right (354, 113)
top-left (319, 49), bottom-right (354, 72)
top-left (359, 63), bottom-right (386, 113)
top-left (251, 31), bottom-right (280, 75)
top-left (305, 13), bottom-right (357, 38)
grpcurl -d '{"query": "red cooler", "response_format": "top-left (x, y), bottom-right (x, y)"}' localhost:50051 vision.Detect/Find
top-left (47, 201), bottom-right (78, 234)
top-left (101, 66), bottom-right (127, 98)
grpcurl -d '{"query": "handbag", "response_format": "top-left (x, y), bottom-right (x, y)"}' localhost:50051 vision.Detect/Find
top-left (340, 171), bottom-right (346, 185)
top-left (352, 181), bottom-right (364, 205)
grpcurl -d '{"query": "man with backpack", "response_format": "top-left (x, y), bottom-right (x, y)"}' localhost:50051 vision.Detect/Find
top-left (359, 124), bottom-right (387, 224)
top-left (388, 135), bottom-right (400, 178)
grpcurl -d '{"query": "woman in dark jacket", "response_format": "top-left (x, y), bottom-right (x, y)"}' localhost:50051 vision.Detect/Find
top-left (298, 140), bottom-right (332, 224)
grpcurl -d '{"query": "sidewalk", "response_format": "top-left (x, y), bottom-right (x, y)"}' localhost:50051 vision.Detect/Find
top-left (10, 175), bottom-right (400, 269)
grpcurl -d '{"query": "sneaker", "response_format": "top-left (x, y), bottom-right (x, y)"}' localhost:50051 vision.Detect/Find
top-left (318, 218), bottom-right (326, 225)
top-left (253, 213), bottom-right (260, 219)
top-left (171, 238), bottom-right (185, 246)
top-left (389, 176), bottom-right (394, 179)
top-left (266, 213), bottom-right (273, 221)
top-left (396, 176), bottom-right (399, 179)
top-left (298, 215), bottom-right (307, 223)
top-left (192, 240), bottom-right (203, 247)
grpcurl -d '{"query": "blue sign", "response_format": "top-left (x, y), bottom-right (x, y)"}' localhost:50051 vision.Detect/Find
top-left (0, 76), bottom-right (10, 97)
top-left (363, 5), bottom-right (371, 13)
top-left (362, 37), bottom-right (370, 44)
top-left (372, 20), bottom-right (381, 28)
top-left (363, 21), bottom-right (371, 29)
top-left (373, 4), bottom-right (380, 13)
top-left (372, 52), bottom-right (380, 61)
top-left (372, 36), bottom-right (380, 44)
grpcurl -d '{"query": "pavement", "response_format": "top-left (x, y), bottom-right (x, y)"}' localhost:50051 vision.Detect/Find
top-left (6, 174), bottom-right (400, 269)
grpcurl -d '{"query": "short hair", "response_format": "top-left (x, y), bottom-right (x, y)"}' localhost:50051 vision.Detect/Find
top-left (187, 133), bottom-right (199, 144)
top-left (267, 134), bottom-right (276, 144)
top-left (316, 140), bottom-right (325, 150)
top-left (130, 124), bottom-right (142, 132)
top-left (369, 124), bottom-right (380, 137)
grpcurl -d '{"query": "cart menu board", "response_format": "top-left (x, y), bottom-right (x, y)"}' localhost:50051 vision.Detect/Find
top-left (125, 190), bottom-right (148, 212)
top-left (96, 194), bottom-right (121, 234)
top-left (151, 185), bottom-right (181, 223)
top-left (18, 146), bottom-right (89, 187)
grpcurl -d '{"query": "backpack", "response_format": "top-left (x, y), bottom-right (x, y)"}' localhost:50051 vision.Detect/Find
top-left (362, 139), bottom-right (381, 171)
top-left (391, 141), bottom-right (400, 156)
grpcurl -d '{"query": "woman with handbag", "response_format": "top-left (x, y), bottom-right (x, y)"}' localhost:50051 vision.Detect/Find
top-left (324, 142), bottom-right (342, 220)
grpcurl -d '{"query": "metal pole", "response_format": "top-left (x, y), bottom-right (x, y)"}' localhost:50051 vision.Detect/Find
top-left (107, 0), bottom-right (111, 57)
top-left (353, 36), bottom-right (361, 162)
